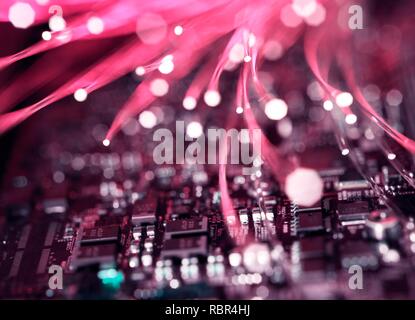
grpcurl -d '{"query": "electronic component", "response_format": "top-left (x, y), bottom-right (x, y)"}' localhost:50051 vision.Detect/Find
top-left (160, 236), bottom-right (207, 259)
top-left (337, 180), bottom-right (370, 191)
top-left (71, 244), bottom-right (117, 270)
top-left (297, 211), bottom-right (324, 233)
top-left (132, 226), bottom-right (143, 240)
top-left (165, 217), bottom-right (208, 237)
top-left (81, 225), bottom-right (120, 245)
top-left (238, 209), bottom-right (249, 225)
top-left (1, 3), bottom-right (415, 300)
top-left (146, 225), bottom-right (155, 238)
top-left (131, 202), bottom-right (157, 226)
top-left (366, 210), bottom-right (401, 241)
top-left (43, 198), bottom-right (68, 214)
top-left (337, 201), bottom-right (370, 224)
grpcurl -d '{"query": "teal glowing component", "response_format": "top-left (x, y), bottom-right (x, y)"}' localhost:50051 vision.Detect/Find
top-left (97, 268), bottom-right (124, 289)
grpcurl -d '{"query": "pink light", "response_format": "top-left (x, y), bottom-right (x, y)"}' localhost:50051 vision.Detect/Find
top-left (285, 168), bottom-right (323, 206)
top-left (264, 98), bottom-right (288, 120)
top-left (280, 4), bottom-right (302, 28)
top-left (87, 17), bottom-right (105, 35)
top-left (150, 78), bottom-right (169, 97)
top-left (136, 13), bottom-right (167, 45)
top-left (8, 2), bottom-right (36, 29)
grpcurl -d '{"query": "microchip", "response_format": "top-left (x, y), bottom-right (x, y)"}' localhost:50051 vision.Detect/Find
top-left (132, 197), bottom-right (157, 226)
top-left (132, 211), bottom-right (156, 226)
top-left (337, 201), bottom-right (369, 222)
top-left (81, 225), bottom-right (120, 245)
top-left (263, 196), bottom-right (277, 206)
top-left (172, 205), bottom-right (192, 218)
top-left (337, 180), bottom-right (370, 191)
top-left (71, 243), bottom-right (117, 270)
top-left (238, 209), bottom-right (249, 225)
top-left (160, 236), bottom-right (207, 258)
top-left (299, 236), bottom-right (326, 259)
top-left (165, 217), bottom-right (208, 238)
top-left (297, 211), bottom-right (324, 233)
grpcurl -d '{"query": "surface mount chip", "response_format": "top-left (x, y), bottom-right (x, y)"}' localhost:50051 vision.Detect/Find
top-left (160, 236), bottom-right (207, 259)
top-left (81, 225), bottom-right (120, 245)
top-left (71, 243), bottom-right (117, 270)
top-left (165, 217), bottom-right (208, 238)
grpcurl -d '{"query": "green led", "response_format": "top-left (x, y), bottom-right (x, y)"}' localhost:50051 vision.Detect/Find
top-left (97, 268), bottom-right (124, 289)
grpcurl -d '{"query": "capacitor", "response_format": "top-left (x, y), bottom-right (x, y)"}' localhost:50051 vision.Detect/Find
top-left (366, 210), bottom-right (401, 241)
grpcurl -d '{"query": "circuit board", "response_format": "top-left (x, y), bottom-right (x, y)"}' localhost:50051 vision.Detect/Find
top-left (1, 74), bottom-right (415, 300)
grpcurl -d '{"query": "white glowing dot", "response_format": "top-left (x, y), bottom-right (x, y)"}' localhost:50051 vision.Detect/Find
top-left (170, 279), bottom-right (179, 289)
top-left (365, 128), bottom-right (375, 140)
top-left (136, 13), bottom-right (167, 44)
top-left (345, 113), bottom-right (357, 125)
top-left (129, 257), bottom-right (139, 268)
top-left (384, 249), bottom-right (400, 263)
top-left (204, 90), bottom-right (221, 107)
top-left (158, 56), bottom-right (174, 74)
top-left (139, 110), bottom-right (157, 129)
top-left (236, 106), bottom-right (244, 114)
top-left (229, 252), bottom-right (242, 267)
top-left (244, 56), bottom-right (252, 63)
top-left (74, 88), bottom-right (88, 102)
top-left (264, 98), bottom-right (288, 120)
top-left (304, 3), bottom-right (326, 26)
top-left (323, 100), bottom-right (333, 111)
top-left (387, 153), bottom-right (396, 160)
top-left (135, 66), bottom-right (145, 76)
top-left (285, 168), bottom-right (323, 206)
top-left (277, 118), bottom-right (293, 138)
top-left (42, 31), bottom-right (52, 41)
top-left (174, 25), bottom-right (183, 36)
top-left (87, 16), bottom-right (104, 35)
top-left (141, 254), bottom-right (152, 267)
top-left (280, 4), bottom-right (303, 28)
top-left (49, 15), bottom-right (66, 32)
top-left (36, 0), bottom-right (49, 5)
top-left (342, 148), bottom-right (350, 156)
top-left (228, 43), bottom-right (245, 63)
top-left (243, 244), bottom-right (271, 273)
top-left (103, 139), bottom-right (110, 147)
top-left (9, 3), bottom-right (36, 29)
top-left (292, 0), bottom-right (317, 18)
top-left (386, 89), bottom-right (403, 106)
top-left (335, 92), bottom-right (353, 108)
top-left (186, 121), bottom-right (203, 139)
top-left (307, 81), bottom-right (324, 101)
top-left (183, 96), bottom-right (197, 110)
top-left (263, 41), bottom-right (283, 61)
top-left (150, 78), bottom-right (169, 97)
